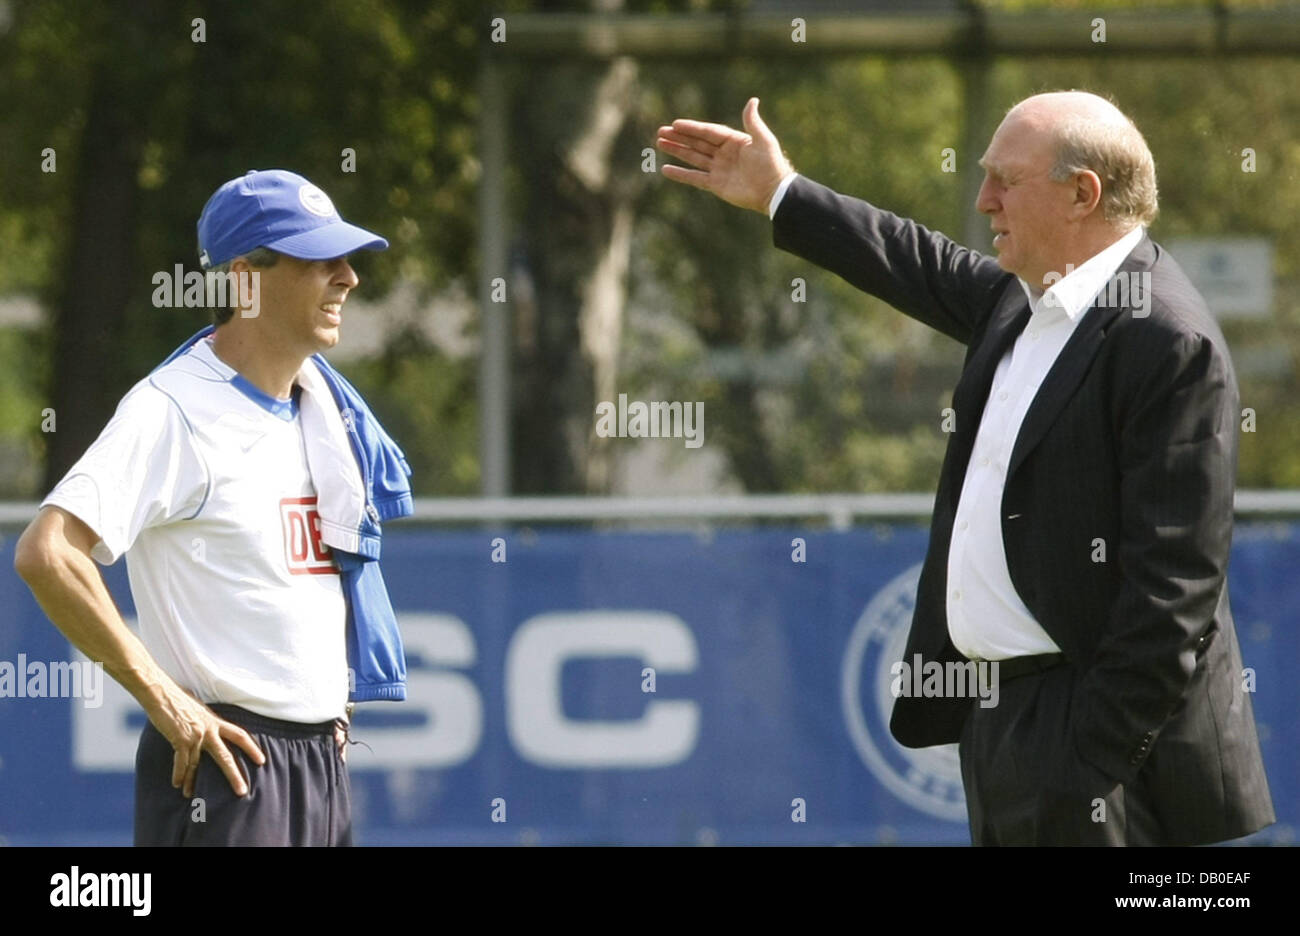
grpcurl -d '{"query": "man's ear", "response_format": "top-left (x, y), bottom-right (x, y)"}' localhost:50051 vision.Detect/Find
top-left (226, 256), bottom-right (260, 320)
top-left (1071, 169), bottom-right (1104, 220)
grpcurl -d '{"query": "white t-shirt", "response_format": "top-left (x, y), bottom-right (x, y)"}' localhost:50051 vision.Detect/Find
top-left (42, 337), bottom-right (349, 723)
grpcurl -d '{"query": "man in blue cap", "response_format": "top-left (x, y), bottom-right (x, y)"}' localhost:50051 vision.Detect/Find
top-left (15, 170), bottom-right (398, 845)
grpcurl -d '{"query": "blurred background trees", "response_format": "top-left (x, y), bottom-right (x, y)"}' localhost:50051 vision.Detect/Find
top-left (1, 0), bottom-right (1297, 499)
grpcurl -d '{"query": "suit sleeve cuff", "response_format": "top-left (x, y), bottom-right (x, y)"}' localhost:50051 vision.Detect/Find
top-left (768, 172), bottom-right (799, 219)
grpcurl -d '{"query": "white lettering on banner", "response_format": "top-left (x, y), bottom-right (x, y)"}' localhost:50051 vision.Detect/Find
top-left (357, 613), bottom-right (482, 767)
top-left (74, 612), bottom-right (699, 771)
top-left (73, 614), bottom-right (482, 770)
top-left (505, 611), bottom-right (700, 768)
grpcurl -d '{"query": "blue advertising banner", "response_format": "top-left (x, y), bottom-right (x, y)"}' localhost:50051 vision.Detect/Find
top-left (1, 523), bottom-right (1296, 845)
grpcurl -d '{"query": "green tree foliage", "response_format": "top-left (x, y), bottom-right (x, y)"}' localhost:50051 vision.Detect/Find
top-left (627, 50), bottom-right (1300, 491)
top-left (0, 0), bottom-right (481, 492)
top-left (1, 1), bottom-right (1297, 498)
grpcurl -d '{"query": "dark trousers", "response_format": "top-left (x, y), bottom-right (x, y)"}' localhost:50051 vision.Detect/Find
top-left (134, 703), bottom-right (352, 846)
top-left (958, 662), bottom-right (1163, 845)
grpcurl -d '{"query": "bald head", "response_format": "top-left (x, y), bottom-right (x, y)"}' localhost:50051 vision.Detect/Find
top-left (1012, 91), bottom-right (1158, 229)
top-left (976, 90), bottom-right (1158, 288)
top-left (1009, 91), bottom-right (1132, 131)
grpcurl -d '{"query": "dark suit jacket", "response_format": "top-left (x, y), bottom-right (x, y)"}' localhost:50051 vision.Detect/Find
top-left (774, 175), bottom-right (1274, 844)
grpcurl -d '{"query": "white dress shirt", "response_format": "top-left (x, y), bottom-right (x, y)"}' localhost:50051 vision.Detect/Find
top-left (768, 172), bottom-right (800, 218)
top-left (770, 175), bottom-right (1145, 660)
top-left (945, 225), bottom-right (1145, 660)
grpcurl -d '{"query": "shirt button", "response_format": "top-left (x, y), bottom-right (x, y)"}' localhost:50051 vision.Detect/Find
top-left (951, 589), bottom-right (962, 601)
top-left (980, 457), bottom-right (990, 466)
top-left (959, 520), bottom-right (969, 531)
top-left (999, 391), bottom-right (1008, 401)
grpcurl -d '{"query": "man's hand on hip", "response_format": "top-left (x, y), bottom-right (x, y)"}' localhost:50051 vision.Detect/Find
top-left (12, 506), bottom-right (266, 799)
top-left (657, 97), bottom-right (792, 213)
top-left (148, 689), bottom-right (266, 798)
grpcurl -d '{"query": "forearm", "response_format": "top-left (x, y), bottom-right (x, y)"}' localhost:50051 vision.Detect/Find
top-left (772, 176), bottom-right (1009, 344)
top-left (18, 545), bottom-right (178, 718)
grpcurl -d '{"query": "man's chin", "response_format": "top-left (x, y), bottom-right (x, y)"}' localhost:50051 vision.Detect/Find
top-left (313, 327), bottom-right (340, 350)
top-left (996, 254), bottom-right (1035, 283)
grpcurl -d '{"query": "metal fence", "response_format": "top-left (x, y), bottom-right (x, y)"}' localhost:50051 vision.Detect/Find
top-left (3, 490), bottom-right (1300, 530)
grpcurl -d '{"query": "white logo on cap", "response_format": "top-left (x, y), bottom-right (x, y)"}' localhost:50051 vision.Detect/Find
top-left (298, 184), bottom-right (336, 218)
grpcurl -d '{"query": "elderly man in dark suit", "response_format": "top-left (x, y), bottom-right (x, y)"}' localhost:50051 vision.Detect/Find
top-left (657, 91), bottom-right (1274, 845)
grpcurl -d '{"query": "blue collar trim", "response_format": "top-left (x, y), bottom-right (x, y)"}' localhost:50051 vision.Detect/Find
top-left (230, 374), bottom-right (300, 421)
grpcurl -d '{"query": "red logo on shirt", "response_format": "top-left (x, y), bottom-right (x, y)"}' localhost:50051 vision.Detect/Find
top-left (280, 496), bottom-right (339, 575)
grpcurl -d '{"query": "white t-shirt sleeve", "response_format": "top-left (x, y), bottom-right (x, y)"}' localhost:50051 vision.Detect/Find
top-left (41, 381), bottom-right (209, 565)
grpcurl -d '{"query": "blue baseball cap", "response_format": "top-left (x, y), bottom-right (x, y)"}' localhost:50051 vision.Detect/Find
top-left (197, 169), bottom-right (388, 269)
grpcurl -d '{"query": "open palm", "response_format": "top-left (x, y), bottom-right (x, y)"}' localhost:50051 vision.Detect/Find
top-left (656, 97), bottom-right (792, 214)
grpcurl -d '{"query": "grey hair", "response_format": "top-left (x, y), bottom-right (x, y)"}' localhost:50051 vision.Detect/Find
top-left (206, 246), bottom-right (280, 326)
top-left (1047, 114), bottom-right (1159, 229)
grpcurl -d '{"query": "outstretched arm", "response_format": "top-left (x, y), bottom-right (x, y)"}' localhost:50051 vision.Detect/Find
top-left (658, 98), bottom-right (1009, 343)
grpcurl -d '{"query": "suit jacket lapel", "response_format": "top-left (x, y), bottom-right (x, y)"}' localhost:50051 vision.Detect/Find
top-left (951, 284), bottom-right (1032, 449)
top-left (1006, 235), bottom-right (1157, 480)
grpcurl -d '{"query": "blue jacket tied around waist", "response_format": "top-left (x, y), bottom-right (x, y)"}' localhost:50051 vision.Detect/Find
top-left (159, 326), bottom-right (410, 703)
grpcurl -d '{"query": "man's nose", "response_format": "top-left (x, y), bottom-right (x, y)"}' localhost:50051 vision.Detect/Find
top-left (975, 175), bottom-right (997, 215)
top-left (334, 260), bottom-right (360, 289)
